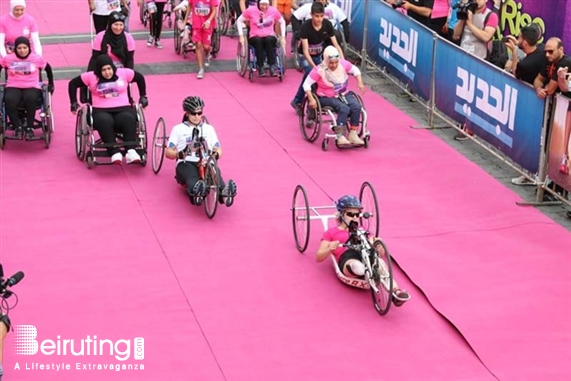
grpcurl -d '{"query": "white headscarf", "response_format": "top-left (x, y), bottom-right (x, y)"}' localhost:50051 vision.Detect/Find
top-left (10, 0), bottom-right (26, 19)
top-left (318, 46), bottom-right (348, 89)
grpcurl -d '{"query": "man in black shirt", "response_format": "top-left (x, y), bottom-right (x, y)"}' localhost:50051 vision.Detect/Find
top-left (290, 1), bottom-right (343, 114)
top-left (505, 23), bottom-right (545, 85)
top-left (386, 0), bottom-right (434, 27)
top-left (533, 38), bottom-right (571, 99)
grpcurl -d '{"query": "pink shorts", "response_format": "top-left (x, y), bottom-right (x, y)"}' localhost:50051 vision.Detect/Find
top-left (192, 26), bottom-right (213, 46)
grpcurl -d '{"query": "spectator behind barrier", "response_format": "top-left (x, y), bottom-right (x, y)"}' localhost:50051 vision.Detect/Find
top-left (557, 66), bottom-right (571, 96)
top-left (443, 0), bottom-right (460, 44)
top-left (533, 38), bottom-right (571, 100)
top-left (504, 23), bottom-right (545, 85)
top-left (385, 0), bottom-right (435, 28)
top-left (0, 0), bottom-right (42, 58)
top-left (429, 0), bottom-right (449, 38)
top-left (453, 0), bottom-right (497, 60)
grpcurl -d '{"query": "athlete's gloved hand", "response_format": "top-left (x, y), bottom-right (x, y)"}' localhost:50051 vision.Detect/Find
top-left (139, 96), bottom-right (149, 108)
top-left (70, 102), bottom-right (79, 113)
top-left (48, 82), bottom-right (55, 94)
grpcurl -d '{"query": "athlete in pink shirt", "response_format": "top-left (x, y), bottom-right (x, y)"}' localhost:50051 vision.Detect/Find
top-left (68, 55), bottom-right (149, 165)
top-left (0, 0), bottom-right (42, 58)
top-left (317, 195), bottom-right (411, 307)
top-left (1, 36), bottom-right (53, 140)
top-left (89, 11), bottom-right (136, 70)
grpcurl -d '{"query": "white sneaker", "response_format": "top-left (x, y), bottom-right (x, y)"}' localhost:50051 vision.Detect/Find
top-left (348, 130), bottom-right (364, 145)
top-left (111, 152), bottom-right (123, 164)
top-left (204, 53), bottom-right (212, 67)
top-left (126, 149), bottom-right (142, 164)
top-left (197, 68), bottom-right (204, 79)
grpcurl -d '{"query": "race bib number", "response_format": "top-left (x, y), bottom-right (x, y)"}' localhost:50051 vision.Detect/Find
top-left (113, 61), bottom-right (124, 68)
top-left (324, 9), bottom-right (334, 19)
top-left (107, 0), bottom-right (120, 11)
top-left (308, 43), bottom-right (322, 56)
top-left (257, 18), bottom-right (273, 28)
top-left (9, 61), bottom-right (35, 75)
top-left (5, 41), bottom-right (15, 54)
top-left (333, 81), bottom-right (348, 95)
top-left (96, 80), bottom-right (122, 98)
top-left (194, 2), bottom-right (210, 16)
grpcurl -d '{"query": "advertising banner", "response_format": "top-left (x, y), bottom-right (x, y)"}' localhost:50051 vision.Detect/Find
top-left (547, 95), bottom-right (571, 192)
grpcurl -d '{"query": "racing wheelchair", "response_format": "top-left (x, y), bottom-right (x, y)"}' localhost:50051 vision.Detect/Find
top-left (299, 91), bottom-right (369, 151)
top-left (140, 0), bottom-right (175, 28)
top-left (173, 6), bottom-right (221, 59)
top-left (0, 79), bottom-right (54, 150)
top-left (151, 116), bottom-right (223, 219)
top-left (74, 86), bottom-right (148, 169)
top-left (291, 181), bottom-right (395, 316)
top-left (236, 36), bottom-right (286, 82)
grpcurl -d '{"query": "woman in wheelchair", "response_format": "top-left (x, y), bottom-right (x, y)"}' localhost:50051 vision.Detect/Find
top-left (237, 0), bottom-right (285, 76)
top-left (0, 0), bottom-right (42, 58)
top-left (303, 46), bottom-right (365, 146)
top-left (1, 36), bottom-right (53, 140)
top-left (165, 96), bottom-right (237, 207)
top-left (88, 11), bottom-right (135, 70)
top-left (316, 195), bottom-right (410, 306)
top-left (68, 54), bottom-right (148, 164)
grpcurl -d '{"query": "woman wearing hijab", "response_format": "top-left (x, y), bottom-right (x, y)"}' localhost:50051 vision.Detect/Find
top-left (302, 45), bottom-right (365, 146)
top-left (68, 55), bottom-right (149, 165)
top-left (0, 0), bottom-right (42, 58)
top-left (0, 36), bottom-right (53, 140)
top-left (88, 11), bottom-right (136, 70)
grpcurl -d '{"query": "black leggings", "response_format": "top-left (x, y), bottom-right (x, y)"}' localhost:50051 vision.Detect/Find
top-left (175, 161), bottom-right (226, 193)
top-left (92, 107), bottom-right (138, 155)
top-left (149, 2), bottom-right (166, 40)
top-left (248, 36), bottom-right (277, 68)
top-left (93, 14), bottom-right (110, 34)
top-left (4, 87), bottom-right (41, 130)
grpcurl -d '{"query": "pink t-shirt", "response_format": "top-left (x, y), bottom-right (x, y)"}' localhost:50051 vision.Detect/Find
top-left (431, 0), bottom-right (449, 19)
top-left (0, 14), bottom-right (39, 53)
top-left (322, 227), bottom-right (350, 261)
top-left (93, 31), bottom-right (136, 67)
top-left (1, 53), bottom-right (46, 89)
top-left (309, 59), bottom-right (353, 98)
top-left (242, 5), bottom-right (281, 38)
top-left (81, 68), bottom-right (135, 109)
top-left (191, 0), bottom-right (219, 28)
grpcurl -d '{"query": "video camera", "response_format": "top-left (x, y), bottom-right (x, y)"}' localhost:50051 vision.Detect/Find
top-left (391, 0), bottom-right (405, 9)
top-left (0, 264), bottom-right (25, 300)
top-left (453, 0), bottom-right (478, 21)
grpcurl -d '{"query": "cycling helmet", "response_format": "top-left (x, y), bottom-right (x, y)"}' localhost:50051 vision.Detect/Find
top-left (336, 195), bottom-right (363, 212)
top-left (183, 96), bottom-right (205, 112)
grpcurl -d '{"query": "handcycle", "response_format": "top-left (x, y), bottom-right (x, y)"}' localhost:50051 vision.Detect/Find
top-left (151, 116), bottom-right (222, 219)
top-left (291, 181), bottom-right (396, 316)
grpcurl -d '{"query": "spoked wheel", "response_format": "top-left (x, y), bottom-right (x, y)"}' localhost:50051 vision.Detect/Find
top-left (212, 29), bottom-right (221, 57)
top-left (300, 95), bottom-right (321, 143)
top-left (370, 240), bottom-right (393, 316)
top-left (44, 109), bottom-right (53, 149)
top-left (204, 156), bottom-right (220, 219)
top-left (237, 42), bottom-right (247, 77)
top-left (292, 185), bottom-right (310, 253)
top-left (359, 181), bottom-right (379, 238)
top-left (135, 105), bottom-right (147, 165)
top-left (292, 40), bottom-right (303, 72)
top-left (75, 109), bottom-right (86, 160)
top-left (174, 13), bottom-right (183, 54)
top-left (152, 117), bottom-right (166, 174)
top-left (218, 0), bottom-right (231, 36)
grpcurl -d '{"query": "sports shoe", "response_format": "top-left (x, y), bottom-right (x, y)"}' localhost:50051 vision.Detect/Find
top-left (392, 289), bottom-right (410, 307)
top-left (126, 149), bottom-right (142, 164)
top-left (111, 152), bottom-right (123, 164)
top-left (290, 100), bottom-right (302, 116)
top-left (197, 68), bottom-right (204, 79)
top-left (204, 53), bottom-right (212, 67)
top-left (348, 130), bottom-right (364, 145)
top-left (155, 40), bottom-right (163, 49)
top-left (270, 65), bottom-right (279, 76)
top-left (511, 175), bottom-right (535, 186)
top-left (25, 128), bottom-right (34, 140)
top-left (192, 180), bottom-right (207, 197)
top-left (333, 126), bottom-right (350, 146)
top-left (220, 179), bottom-right (237, 207)
top-left (147, 36), bottom-right (154, 46)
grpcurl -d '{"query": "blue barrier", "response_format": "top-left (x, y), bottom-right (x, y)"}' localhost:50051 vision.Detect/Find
top-left (434, 39), bottom-right (544, 173)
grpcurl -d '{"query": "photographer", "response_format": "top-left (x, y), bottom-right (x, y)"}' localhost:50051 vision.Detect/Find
top-left (504, 23), bottom-right (545, 85)
top-left (386, 0), bottom-right (434, 27)
top-left (453, 0), bottom-right (498, 60)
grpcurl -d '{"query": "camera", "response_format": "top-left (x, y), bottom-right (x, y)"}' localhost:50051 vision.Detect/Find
top-left (453, 0), bottom-right (478, 21)
top-left (392, 0), bottom-right (405, 9)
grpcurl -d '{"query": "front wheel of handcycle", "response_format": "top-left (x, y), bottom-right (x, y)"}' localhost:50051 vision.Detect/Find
top-left (359, 181), bottom-right (379, 238)
top-left (292, 185), bottom-right (310, 253)
top-left (370, 240), bottom-right (393, 315)
top-left (204, 156), bottom-right (220, 219)
top-left (152, 117), bottom-right (166, 174)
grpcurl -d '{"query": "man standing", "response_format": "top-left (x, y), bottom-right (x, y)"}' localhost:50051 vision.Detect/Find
top-left (505, 23), bottom-right (545, 85)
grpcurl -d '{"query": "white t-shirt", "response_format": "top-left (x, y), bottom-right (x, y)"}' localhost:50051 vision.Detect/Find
top-left (293, 3), bottom-right (347, 26)
top-left (94, 0), bottom-right (123, 16)
top-left (167, 121), bottom-right (220, 164)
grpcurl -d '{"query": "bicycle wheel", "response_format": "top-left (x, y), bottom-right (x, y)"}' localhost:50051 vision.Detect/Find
top-left (152, 117), bottom-right (166, 174)
top-left (359, 181), bottom-right (379, 238)
top-left (370, 240), bottom-right (393, 315)
top-left (204, 156), bottom-right (220, 219)
top-left (292, 185), bottom-right (310, 253)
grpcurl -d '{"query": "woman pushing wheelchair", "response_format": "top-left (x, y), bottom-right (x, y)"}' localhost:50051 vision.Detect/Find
top-left (317, 195), bottom-right (410, 306)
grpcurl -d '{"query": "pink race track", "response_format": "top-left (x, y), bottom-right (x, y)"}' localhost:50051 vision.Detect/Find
top-left (0, 1), bottom-right (570, 380)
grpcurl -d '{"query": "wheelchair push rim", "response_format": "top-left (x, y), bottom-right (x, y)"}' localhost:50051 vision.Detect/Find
top-left (300, 95), bottom-right (321, 143)
top-left (75, 108), bottom-right (86, 160)
top-left (136, 104), bottom-right (148, 165)
top-left (152, 117), bottom-right (167, 174)
top-left (236, 41), bottom-right (247, 77)
top-left (292, 184), bottom-right (310, 253)
top-left (370, 240), bottom-right (393, 316)
top-left (359, 181), bottom-right (379, 238)
top-left (204, 156), bottom-right (220, 219)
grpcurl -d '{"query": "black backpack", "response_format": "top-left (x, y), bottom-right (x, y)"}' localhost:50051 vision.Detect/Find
top-left (486, 39), bottom-right (509, 69)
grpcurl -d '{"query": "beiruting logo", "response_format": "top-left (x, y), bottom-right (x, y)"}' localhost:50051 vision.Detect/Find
top-left (12, 325), bottom-right (145, 373)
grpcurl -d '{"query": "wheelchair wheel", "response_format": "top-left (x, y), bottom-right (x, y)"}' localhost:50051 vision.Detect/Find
top-left (212, 28), bottom-right (221, 57)
top-left (152, 117), bottom-right (166, 174)
top-left (44, 107), bottom-right (53, 149)
top-left (299, 96), bottom-right (321, 143)
top-left (139, 4), bottom-right (145, 23)
top-left (236, 41), bottom-right (248, 77)
top-left (174, 14), bottom-right (182, 54)
top-left (204, 156), bottom-right (220, 219)
top-left (370, 240), bottom-right (393, 316)
top-left (292, 184), bottom-right (310, 253)
top-left (359, 181), bottom-right (379, 238)
top-left (136, 105), bottom-right (148, 166)
top-left (292, 40), bottom-right (303, 72)
top-left (218, 0), bottom-right (231, 36)
top-left (75, 109), bottom-right (86, 160)
top-left (276, 43), bottom-right (286, 81)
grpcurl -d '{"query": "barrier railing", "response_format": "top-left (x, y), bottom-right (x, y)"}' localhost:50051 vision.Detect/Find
top-left (332, 0), bottom-right (569, 207)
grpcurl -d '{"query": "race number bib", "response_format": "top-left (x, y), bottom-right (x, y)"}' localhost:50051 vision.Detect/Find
top-left (5, 41), bottom-right (15, 54)
top-left (113, 61), bottom-right (124, 68)
top-left (9, 61), bottom-right (35, 75)
top-left (308, 43), bottom-right (323, 56)
top-left (107, 0), bottom-right (120, 11)
top-left (333, 81), bottom-right (348, 95)
top-left (194, 2), bottom-right (210, 16)
top-left (96, 80), bottom-right (122, 98)
top-left (324, 9), bottom-right (334, 19)
top-left (257, 18), bottom-right (273, 28)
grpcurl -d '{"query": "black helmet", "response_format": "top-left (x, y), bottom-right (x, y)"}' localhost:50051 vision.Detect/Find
top-left (183, 96), bottom-right (205, 112)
